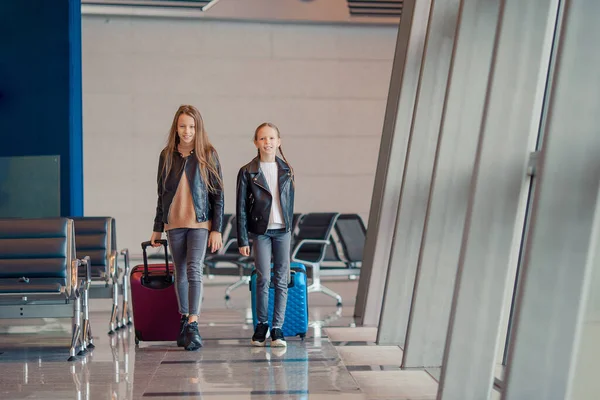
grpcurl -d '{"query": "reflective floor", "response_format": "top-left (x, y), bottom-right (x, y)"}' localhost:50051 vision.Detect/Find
top-left (0, 276), bottom-right (438, 399)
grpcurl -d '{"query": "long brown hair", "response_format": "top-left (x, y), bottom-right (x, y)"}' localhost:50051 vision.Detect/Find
top-left (161, 105), bottom-right (222, 193)
top-left (254, 122), bottom-right (294, 178)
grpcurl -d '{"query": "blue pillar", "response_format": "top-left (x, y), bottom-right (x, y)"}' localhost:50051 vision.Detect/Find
top-left (0, 0), bottom-right (83, 217)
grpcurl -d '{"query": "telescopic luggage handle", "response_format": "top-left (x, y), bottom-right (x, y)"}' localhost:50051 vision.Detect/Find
top-left (140, 240), bottom-right (171, 283)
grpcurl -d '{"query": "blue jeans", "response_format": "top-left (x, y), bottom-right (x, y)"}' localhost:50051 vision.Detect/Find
top-left (166, 228), bottom-right (208, 316)
top-left (253, 229), bottom-right (291, 329)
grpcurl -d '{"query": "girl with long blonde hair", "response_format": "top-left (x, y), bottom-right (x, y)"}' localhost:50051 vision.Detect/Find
top-left (236, 122), bottom-right (295, 347)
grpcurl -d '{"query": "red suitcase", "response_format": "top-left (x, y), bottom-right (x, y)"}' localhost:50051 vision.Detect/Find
top-left (131, 240), bottom-right (180, 344)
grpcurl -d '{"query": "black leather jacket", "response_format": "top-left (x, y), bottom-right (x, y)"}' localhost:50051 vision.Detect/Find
top-left (153, 149), bottom-right (225, 233)
top-left (236, 156), bottom-right (295, 247)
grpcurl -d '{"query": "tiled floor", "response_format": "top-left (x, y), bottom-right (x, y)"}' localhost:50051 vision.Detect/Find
top-left (0, 275), bottom-right (437, 399)
top-left (336, 345), bottom-right (403, 369)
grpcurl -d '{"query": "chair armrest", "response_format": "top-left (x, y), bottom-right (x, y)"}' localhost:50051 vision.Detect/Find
top-left (70, 259), bottom-right (79, 297)
top-left (72, 256), bottom-right (91, 295)
top-left (120, 248), bottom-right (130, 271)
top-left (82, 256), bottom-right (91, 287)
top-left (108, 251), bottom-right (118, 278)
top-left (291, 239), bottom-right (331, 262)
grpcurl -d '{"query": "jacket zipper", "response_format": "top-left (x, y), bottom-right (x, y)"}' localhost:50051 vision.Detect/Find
top-left (253, 171), bottom-right (270, 193)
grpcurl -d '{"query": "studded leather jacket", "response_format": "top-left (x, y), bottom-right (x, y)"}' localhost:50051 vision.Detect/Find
top-left (236, 156), bottom-right (295, 247)
top-left (153, 149), bottom-right (225, 233)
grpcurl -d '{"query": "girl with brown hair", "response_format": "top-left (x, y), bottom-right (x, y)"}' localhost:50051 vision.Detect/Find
top-left (150, 105), bottom-right (224, 351)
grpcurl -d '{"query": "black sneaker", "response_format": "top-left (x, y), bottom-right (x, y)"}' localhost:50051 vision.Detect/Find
top-left (270, 328), bottom-right (286, 348)
top-left (184, 321), bottom-right (202, 351)
top-left (251, 322), bottom-right (270, 347)
top-left (177, 315), bottom-right (188, 347)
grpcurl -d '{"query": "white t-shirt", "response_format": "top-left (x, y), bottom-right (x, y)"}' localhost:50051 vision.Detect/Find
top-left (260, 161), bottom-right (285, 230)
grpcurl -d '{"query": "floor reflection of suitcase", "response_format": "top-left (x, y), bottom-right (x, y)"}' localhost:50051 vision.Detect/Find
top-left (250, 262), bottom-right (309, 338)
top-left (130, 240), bottom-right (180, 344)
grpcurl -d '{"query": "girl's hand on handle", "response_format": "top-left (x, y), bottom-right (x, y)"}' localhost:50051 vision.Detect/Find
top-left (208, 231), bottom-right (223, 253)
top-left (239, 246), bottom-right (250, 257)
top-left (150, 232), bottom-right (163, 247)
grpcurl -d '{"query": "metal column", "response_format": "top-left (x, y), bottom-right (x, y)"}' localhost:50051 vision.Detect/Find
top-left (502, 0), bottom-right (600, 397)
top-left (437, 0), bottom-right (561, 397)
top-left (354, 0), bottom-right (433, 326)
top-left (377, 0), bottom-right (461, 345)
top-left (401, 0), bottom-right (501, 368)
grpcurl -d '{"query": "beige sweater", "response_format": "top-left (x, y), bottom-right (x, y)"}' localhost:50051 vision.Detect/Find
top-left (164, 168), bottom-right (211, 232)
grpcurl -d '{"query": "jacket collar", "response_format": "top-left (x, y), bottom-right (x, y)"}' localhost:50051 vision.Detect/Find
top-left (247, 156), bottom-right (290, 174)
top-left (172, 147), bottom-right (195, 158)
top-left (248, 156), bottom-right (292, 195)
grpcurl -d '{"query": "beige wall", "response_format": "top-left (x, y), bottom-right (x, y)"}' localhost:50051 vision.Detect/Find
top-left (82, 0), bottom-right (401, 25)
top-left (82, 15), bottom-right (397, 252)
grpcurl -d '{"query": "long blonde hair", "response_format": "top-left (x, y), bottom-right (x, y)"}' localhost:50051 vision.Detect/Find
top-left (161, 105), bottom-right (222, 193)
top-left (254, 122), bottom-right (294, 179)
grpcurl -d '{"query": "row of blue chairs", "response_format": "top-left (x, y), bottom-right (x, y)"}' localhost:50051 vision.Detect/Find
top-left (0, 217), bottom-right (130, 360)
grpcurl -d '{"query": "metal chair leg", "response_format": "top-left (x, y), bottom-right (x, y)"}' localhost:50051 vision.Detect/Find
top-left (68, 297), bottom-right (82, 361)
top-left (319, 285), bottom-right (343, 306)
top-left (120, 271), bottom-right (132, 327)
top-left (108, 282), bottom-right (119, 335)
top-left (85, 281), bottom-right (95, 349)
top-left (79, 287), bottom-right (94, 354)
top-left (224, 276), bottom-right (251, 300)
top-left (120, 249), bottom-right (133, 325)
top-left (307, 262), bottom-right (343, 306)
top-left (112, 278), bottom-right (126, 330)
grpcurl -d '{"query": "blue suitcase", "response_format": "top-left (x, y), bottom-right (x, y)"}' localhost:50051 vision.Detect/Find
top-left (249, 262), bottom-right (308, 338)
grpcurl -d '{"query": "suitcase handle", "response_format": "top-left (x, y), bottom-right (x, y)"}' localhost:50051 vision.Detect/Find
top-left (141, 240), bottom-right (172, 284)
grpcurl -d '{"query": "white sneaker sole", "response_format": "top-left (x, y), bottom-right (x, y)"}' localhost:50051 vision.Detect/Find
top-left (271, 339), bottom-right (287, 347)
